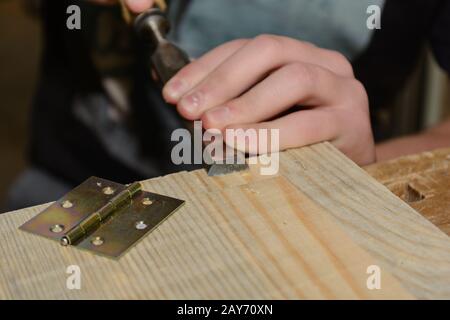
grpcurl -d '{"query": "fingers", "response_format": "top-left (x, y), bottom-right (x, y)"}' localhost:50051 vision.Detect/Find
top-left (167, 35), bottom-right (354, 121)
top-left (161, 34), bottom-right (374, 165)
top-left (163, 39), bottom-right (249, 103)
top-left (202, 63), bottom-right (348, 130)
top-left (225, 109), bottom-right (339, 155)
top-left (124, 0), bottom-right (154, 13)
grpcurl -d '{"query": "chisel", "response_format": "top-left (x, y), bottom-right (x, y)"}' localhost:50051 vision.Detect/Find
top-left (120, 1), bottom-right (249, 176)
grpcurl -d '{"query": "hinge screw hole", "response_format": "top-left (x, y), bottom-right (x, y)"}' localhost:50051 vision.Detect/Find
top-left (135, 221), bottom-right (148, 230)
top-left (103, 187), bottom-right (115, 195)
top-left (61, 200), bottom-right (73, 208)
top-left (50, 224), bottom-right (65, 233)
top-left (142, 198), bottom-right (153, 206)
top-left (91, 236), bottom-right (104, 246)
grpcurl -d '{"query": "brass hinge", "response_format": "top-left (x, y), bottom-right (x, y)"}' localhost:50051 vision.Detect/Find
top-left (19, 177), bottom-right (185, 259)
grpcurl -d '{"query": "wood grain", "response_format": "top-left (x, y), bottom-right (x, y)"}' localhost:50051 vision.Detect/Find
top-left (278, 143), bottom-right (450, 299)
top-left (365, 147), bottom-right (450, 235)
top-left (0, 176), bottom-right (409, 299)
top-left (0, 142), bottom-right (449, 299)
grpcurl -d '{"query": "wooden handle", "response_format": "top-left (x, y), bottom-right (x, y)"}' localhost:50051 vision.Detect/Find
top-left (118, 0), bottom-right (132, 24)
top-left (155, 0), bottom-right (167, 12)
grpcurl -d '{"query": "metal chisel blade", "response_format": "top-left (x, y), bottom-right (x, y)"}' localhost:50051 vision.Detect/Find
top-left (204, 142), bottom-right (249, 176)
top-left (207, 162), bottom-right (249, 176)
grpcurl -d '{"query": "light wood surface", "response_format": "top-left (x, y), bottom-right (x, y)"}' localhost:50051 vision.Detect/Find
top-left (1, 142), bottom-right (449, 299)
top-left (277, 144), bottom-right (450, 299)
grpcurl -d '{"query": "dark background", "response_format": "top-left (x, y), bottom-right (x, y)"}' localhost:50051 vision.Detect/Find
top-left (0, 1), bottom-right (41, 210)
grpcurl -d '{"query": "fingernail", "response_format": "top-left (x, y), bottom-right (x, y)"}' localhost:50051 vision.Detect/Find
top-left (164, 79), bottom-right (186, 101)
top-left (179, 92), bottom-right (203, 115)
top-left (206, 106), bottom-right (230, 124)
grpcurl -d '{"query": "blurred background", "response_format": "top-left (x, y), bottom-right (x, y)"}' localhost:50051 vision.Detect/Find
top-left (0, 0), bottom-right (449, 211)
top-left (0, 0), bottom-right (41, 211)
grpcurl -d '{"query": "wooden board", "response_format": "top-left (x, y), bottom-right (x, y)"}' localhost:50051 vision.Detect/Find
top-left (277, 145), bottom-right (450, 299)
top-left (365, 147), bottom-right (450, 235)
top-left (0, 142), bottom-right (449, 299)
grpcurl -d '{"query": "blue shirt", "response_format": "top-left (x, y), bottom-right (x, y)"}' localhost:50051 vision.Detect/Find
top-left (170, 0), bottom-right (384, 59)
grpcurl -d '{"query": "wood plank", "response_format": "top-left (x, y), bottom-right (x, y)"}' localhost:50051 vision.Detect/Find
top-left (0, 142), bottom-right (449, 299)
top-left (278, 143), bottom-right (450, 299)
top-left (0, 176), bottom-right (409, 299)
top-left (365, 148), bottom-right (450, 235)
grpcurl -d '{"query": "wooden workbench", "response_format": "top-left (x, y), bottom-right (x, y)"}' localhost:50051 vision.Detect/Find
top-left (365, 147), bottom-right (450, 236)
top-left (0, 142), bottom-right (449, 299)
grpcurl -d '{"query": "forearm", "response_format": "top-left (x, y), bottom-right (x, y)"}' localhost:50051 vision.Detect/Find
top-left (376, 117), bottom-right (450, 162)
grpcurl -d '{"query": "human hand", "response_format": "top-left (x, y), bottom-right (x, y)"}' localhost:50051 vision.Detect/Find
top-left (163, 35), bottom-right (376, 165)
top-left (88, 0), bottom-right (154, 13)
top-left (376, 118), bottom-right (450, 162)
